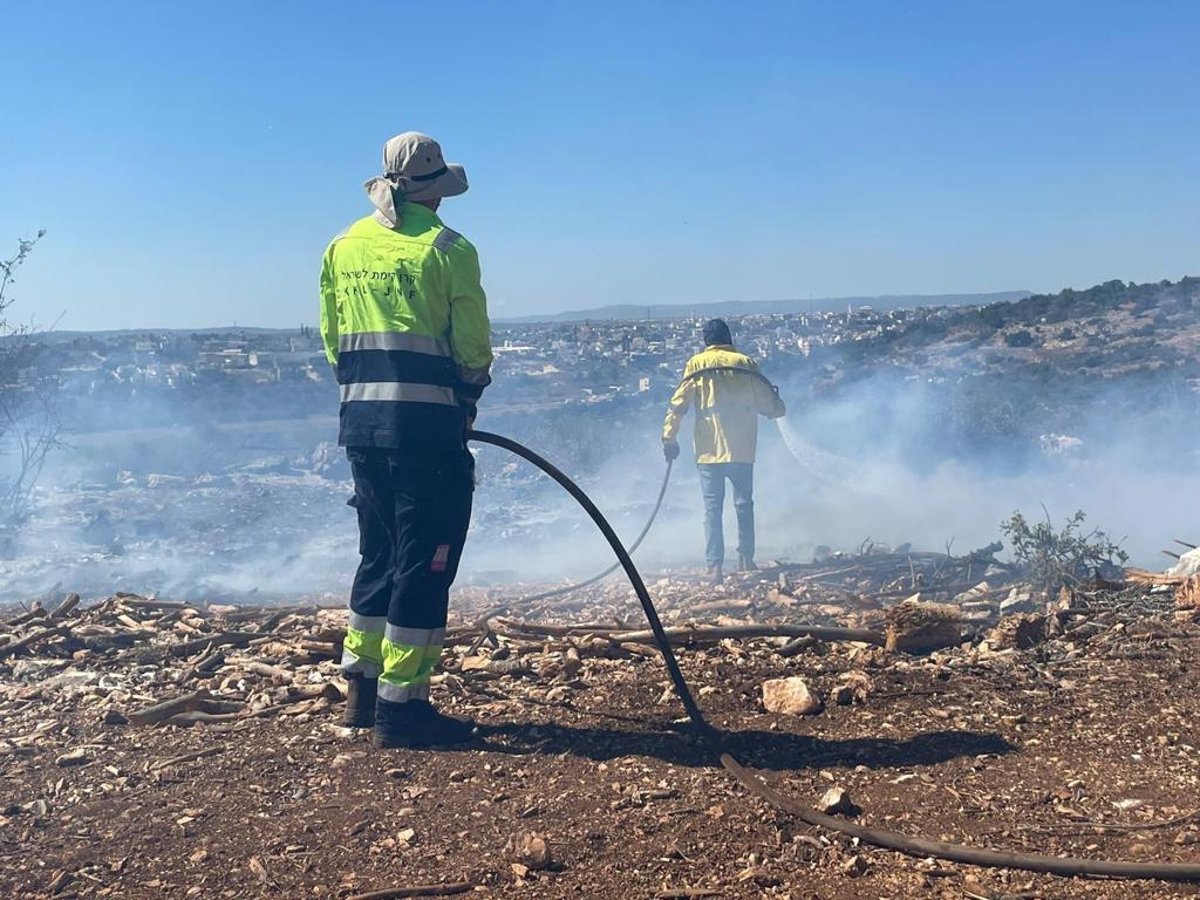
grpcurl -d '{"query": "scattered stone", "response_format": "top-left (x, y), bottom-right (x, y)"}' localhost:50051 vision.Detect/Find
top-left (832, 670), bottom-right (873, 706)
top-left (761, 676), bottom-right (824, 716)
top-left (505, 831), bottom-right (552, 871)
top-left (816, 786), bottom-right (860, 817)
top-left (54, 748), bottom-right (91, 767)
top-left (1000, 588), bottom-right (1038, 615)
top-left (842, 854), bottom-right (869, 877)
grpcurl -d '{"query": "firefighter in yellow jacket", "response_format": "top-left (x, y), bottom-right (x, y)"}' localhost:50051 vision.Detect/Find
top-left (320, 132), bottom-right (492, 748)
top-left (662, 319), bottom-right (785, 582)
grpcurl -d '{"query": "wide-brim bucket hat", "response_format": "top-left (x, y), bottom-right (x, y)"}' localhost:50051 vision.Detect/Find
top-left (364, 132), bottom-right (469, 226)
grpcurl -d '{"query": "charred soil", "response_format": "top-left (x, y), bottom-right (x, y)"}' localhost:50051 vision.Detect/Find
top-left (3, 561), bottom-right (1200, 899)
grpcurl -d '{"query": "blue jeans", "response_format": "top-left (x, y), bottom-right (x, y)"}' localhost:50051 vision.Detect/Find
top-left (697, 463), bottom-right (754, 569)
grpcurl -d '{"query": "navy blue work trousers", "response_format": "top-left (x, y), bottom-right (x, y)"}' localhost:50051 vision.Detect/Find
top-left (346, 445), bottom-right (474, 632)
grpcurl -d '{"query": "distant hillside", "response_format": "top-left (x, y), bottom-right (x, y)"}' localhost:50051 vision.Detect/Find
top-left (498, 291), bottom-right (1032, 324)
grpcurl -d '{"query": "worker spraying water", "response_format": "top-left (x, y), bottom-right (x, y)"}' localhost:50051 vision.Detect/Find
top-left (661, 318), bottom-right (786, 582)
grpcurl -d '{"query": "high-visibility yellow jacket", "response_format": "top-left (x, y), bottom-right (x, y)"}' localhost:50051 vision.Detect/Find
top-left (662, 345), bottom-right (786, 464)
top-left (320, 202), bottom-right (493, 449)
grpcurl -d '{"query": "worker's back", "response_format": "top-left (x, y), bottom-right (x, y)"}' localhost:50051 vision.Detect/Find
top-left (666, 344), bottom-right (786, 464)
top-left (320, 202), bottom-right (492, 453)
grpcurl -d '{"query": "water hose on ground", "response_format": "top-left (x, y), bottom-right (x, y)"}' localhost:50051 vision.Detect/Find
top-left (466, 459), bottom-right (672, 655)
top-left (468, 429), bottom-right (1200, 882)
top-left (479, 365), bottom-right (772, 624)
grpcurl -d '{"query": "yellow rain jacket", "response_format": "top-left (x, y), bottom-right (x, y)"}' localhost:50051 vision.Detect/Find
top-left (662, 345), bottom-right (786, 464)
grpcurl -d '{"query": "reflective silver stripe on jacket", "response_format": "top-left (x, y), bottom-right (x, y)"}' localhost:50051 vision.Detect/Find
top-left (348, 612), bottom-right (387, 634)
top-left (384, 625), bottom-right (445, 648)
top-left (433, 227), bottom-right (461, 252)
top-left (338, 332), bottom-right (451, 356)
top-left (339, 382), bottom-right (457, 406)
top-left (378, 681), bottom-right (432, 703)
top-left (340, 647), bottom-right (383, 678)
top-left (457, 364), bottom-right (492, 385)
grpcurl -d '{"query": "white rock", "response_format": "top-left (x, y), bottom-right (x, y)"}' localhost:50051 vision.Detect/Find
top-left (1000, 588), bottom-right (1037, 614)
top-left (816, 786), bottom-right (857, 816)
top-left (761, 676), bottom-right (823, 716)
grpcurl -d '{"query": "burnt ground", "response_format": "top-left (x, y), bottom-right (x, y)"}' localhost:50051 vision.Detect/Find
top-left (3, 565), bottom-right (1200, 899)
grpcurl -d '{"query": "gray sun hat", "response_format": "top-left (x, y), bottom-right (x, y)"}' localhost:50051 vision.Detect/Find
top-left (363, 132), bottom-right (469, 227)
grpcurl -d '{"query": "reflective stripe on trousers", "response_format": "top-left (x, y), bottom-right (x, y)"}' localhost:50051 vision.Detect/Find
top-left (379, 625), bottom-right (444, 703)
top-left (341, 612), bottom-right (388, 677)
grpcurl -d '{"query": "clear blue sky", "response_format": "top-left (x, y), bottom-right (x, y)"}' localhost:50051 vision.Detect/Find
top-left (1, 1), bottom-right (1197, 330)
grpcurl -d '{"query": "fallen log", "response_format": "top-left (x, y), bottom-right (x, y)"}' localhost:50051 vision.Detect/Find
top-left (4, 601), bottom-right (46, 628)
top-left (346, 882), bottom-right (472, 900)
top-left (490, 620), bottom-right (626, 638)
top-left (0, 624), bottom-right (70, 660)
top-left (608, 623), bottom-right (886, 647)
top-left (247, 661), bottom-right (292, 683)
top-left (117, 598), bottom-right (202, 613)
top-left (127, 690), bottom-right (212, 726)
top-left (885, 601), bottom-right (962, 654)
top-left (49, 593), bottom-right (81, 621)
top-left (169, 632), bottom-right (256, 658)
top-left (163, 705), bottom-right (276, 727)
top-left (296, 640), bottom-right (340, 660)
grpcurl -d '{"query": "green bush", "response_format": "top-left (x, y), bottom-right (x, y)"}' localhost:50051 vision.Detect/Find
top-left (1001, 509), bottom-right (1128, 592)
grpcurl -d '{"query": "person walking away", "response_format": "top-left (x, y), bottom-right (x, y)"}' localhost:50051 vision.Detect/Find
top-left (320, 132), bottom-right (492, 748)
top-left (662, 319), bottom-right (785, 583)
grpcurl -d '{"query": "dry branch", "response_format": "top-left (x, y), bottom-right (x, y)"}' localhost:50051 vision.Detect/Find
top-left (127, 690), bottom-right (213, 726)
top-left (150, 746), bottom-right (225, 772)
top-left (168, 632), bottom-right (256, 658)
top-left (609, 623), bottom-right (885, 647)
top-left (4, 601), bottom-right (46, 628)
top-left (48, 593), bottom-right (80, 620)
top-left (344, 881), bottom-right (472, 899)
top-left (0, 624), bottom-right (69, 659)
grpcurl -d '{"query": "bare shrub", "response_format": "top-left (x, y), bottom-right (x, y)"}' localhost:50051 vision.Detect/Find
top-left (0, 230), bottom-right (61, 527)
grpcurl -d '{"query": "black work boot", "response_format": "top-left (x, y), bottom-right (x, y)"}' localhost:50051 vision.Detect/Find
top-left (343, 674), bottom-right (377, 728)
top-left (409, 699), bottom-right (476, 747)
top-left (373, 698), bottom-right (476, 749)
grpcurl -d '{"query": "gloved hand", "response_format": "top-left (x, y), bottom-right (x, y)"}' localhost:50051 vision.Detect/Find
top-left (663, 440), bottom-right (680, 462)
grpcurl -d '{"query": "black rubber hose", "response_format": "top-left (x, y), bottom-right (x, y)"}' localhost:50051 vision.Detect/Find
top-left (486, 364), bottom-right (771, 613)
top-left (499, 459), bottom-right (673, 608)
top-left (468, 429), bottom-right (1200, 881)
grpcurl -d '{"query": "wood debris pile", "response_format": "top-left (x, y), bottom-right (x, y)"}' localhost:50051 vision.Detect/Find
top-left (0, 542), bottom-right (1183, 752)
top-left (2, 545), bottom-right (1199, 899)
